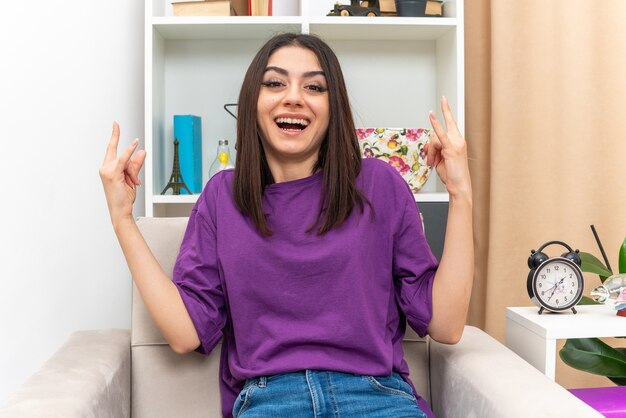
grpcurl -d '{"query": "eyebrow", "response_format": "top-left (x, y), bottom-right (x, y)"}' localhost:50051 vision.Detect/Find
top-left (264, 66), bottom-right (325, 78)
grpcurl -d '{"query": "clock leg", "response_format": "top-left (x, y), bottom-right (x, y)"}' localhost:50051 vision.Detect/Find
top-left (538, 307), bottom-right (545, 315)
top-left (571, 307), bottom-right (577, 314)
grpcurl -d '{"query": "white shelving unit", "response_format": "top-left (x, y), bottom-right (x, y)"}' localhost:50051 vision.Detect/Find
top-left (145, 0), bottom-right (464, 217)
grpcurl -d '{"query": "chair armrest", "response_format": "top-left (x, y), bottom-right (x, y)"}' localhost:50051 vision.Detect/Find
top-left (0, 329), bottom-right (131, 418)
top-left (429, 326), bottom-right (602, 418)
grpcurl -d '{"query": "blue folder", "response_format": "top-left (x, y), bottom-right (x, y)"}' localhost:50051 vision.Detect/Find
top-left (173, 115), bottom-right (202, 194)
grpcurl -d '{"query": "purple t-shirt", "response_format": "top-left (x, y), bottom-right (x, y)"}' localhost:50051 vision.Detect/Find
top-left (172, 157), bottom-right (438, 417)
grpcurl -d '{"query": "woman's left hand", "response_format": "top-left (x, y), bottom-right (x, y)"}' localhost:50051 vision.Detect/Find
top-left (427, 96), bottom-right (472, 199)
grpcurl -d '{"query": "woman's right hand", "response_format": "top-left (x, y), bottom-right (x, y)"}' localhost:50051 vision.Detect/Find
top-left (99, 122), bottom-right (147, 226)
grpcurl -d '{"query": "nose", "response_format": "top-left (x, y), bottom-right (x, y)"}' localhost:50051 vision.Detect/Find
top-left (282, 84), bottom-right (303, 107)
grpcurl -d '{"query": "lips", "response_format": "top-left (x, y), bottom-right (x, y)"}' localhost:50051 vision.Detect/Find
top-left (275, 117), bottom-right (310, 131)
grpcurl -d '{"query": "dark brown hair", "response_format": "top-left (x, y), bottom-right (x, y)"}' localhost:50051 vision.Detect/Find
top-left (233, 33), bottom-right (366, 235)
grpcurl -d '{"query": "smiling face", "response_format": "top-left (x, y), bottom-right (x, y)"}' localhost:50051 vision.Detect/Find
top-left (256, 45), bottom-right (330, 181)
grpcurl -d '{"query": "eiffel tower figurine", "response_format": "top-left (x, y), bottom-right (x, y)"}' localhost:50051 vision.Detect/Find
top-left (161, 138), bottom-right (192, 195)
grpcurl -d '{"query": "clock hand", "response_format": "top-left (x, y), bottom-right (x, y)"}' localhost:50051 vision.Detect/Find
top-left (548, 283), bottom-right (558, 301)
top-left (549, 276), bottom-right (569, 301)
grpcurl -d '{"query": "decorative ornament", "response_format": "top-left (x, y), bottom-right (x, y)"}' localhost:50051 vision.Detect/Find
top-left (161, 139), bottom-right (192, 195)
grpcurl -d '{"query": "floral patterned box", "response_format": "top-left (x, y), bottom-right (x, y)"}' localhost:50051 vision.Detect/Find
top-left (356, 128), bottom-right (432, 194)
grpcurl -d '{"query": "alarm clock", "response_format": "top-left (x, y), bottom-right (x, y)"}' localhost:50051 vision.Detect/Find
top-left (527, 241), bottom-right (584, 314)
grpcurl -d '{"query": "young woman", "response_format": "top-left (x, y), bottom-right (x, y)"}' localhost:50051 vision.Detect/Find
top-left (100, 33), bottom-right (473, 418)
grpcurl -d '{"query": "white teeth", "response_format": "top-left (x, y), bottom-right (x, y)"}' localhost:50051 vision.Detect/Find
top-left (275, 117), bottom-right (310, 126)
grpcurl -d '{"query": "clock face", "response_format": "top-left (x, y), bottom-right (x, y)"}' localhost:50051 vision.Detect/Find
top-left (532, 257), bottom-right (583, 311)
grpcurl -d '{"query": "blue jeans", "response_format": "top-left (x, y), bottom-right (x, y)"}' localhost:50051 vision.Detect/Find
top-left (233, 370), bottom-right (428, 418)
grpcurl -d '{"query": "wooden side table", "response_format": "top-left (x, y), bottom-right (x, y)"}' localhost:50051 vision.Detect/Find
top-left (505, 305), bottom-right (626, 380)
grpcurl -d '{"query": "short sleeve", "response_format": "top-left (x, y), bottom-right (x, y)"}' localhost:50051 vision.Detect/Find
top-left (172, 193), bottom-right (226, 355)
top-left (393, 183), bottom-right (439, 338)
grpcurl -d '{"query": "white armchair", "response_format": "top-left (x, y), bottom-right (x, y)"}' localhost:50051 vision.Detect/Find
top-left (0, 217), bottom-right (601, 417)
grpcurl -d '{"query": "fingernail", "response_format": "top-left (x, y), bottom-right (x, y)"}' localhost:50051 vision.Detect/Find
top-left (132, 138), bottom-right (139, 145)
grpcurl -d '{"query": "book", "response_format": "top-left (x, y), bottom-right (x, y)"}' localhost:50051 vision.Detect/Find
top-left (425, 0), bottom-right (443, 17)
top-left (173, 115), bottom-right (203, 194)
top-left (379, 0), bottom-right (396, 13)
top-left (271, 0), bottom-right (298, 16)
top-left (172, 0), bottom-right (234, 16)
top-left (248, 0), bottom-right (272, 16)
top-left (231, 0), bottom-right (248, 16)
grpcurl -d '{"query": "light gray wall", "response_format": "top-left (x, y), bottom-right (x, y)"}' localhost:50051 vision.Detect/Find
top-left (0, 1), bottom-right (144, 404)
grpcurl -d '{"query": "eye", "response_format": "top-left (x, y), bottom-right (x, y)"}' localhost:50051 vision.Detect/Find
top-left (305, 84), bottom-right (328, 93)
top-left (261, 79), bottom-right (284, 88)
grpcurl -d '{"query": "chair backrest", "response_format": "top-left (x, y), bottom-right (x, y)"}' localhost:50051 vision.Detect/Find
top-left (132, 217), bottom-right (430, 418)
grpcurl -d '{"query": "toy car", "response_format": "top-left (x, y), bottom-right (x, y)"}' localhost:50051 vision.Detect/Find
top-left (327, 0), bottom-right (381, 17)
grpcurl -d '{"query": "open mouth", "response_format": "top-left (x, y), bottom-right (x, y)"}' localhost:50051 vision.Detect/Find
top-left (275, 117), bottom-right (310, 132)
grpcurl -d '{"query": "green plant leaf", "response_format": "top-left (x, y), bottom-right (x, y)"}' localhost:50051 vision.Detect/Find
top-left (579, 251), bottom-right (613, 277)
top-left (577, 296), bottom-right (601, 305)
top-left (559, 338), bottom-right (626, 378)
top-left (619, 238), bottom-right (626, 273)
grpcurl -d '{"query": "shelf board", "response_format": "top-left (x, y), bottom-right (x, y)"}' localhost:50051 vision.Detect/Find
top-left (152, 192), bottom-right (449, 205)
top-left (152, 16), bottom-right (456, 41)
top-left (153, 194), bottom-right (199, 204)
top-left (308, 17), bottom-right (457, 41)
top-left (153, 16), bottom-right (302, 40)
top-left (415, 192), bottom-right (449, 203)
